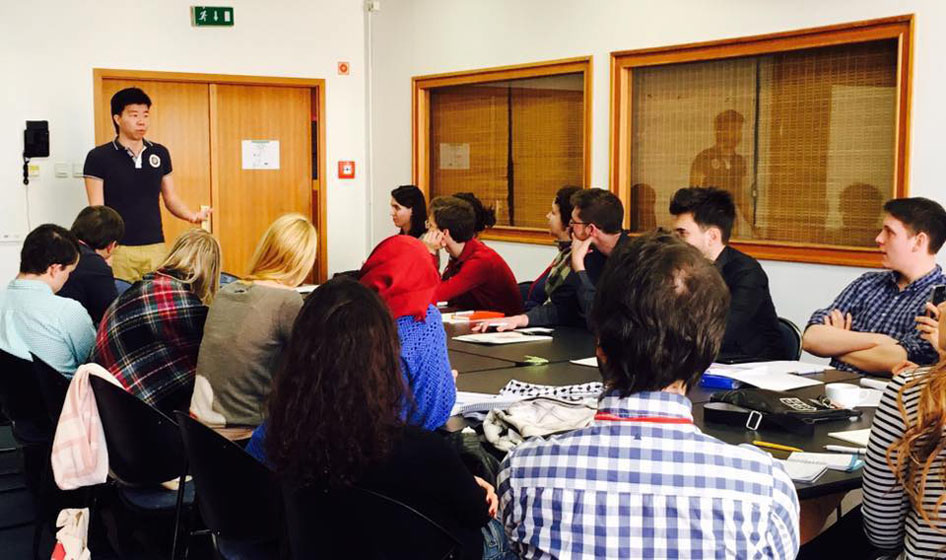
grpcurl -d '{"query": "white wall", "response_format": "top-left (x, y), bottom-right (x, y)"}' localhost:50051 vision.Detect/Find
top-left (0, 0), bottom-right (368, 281)
top-left (368, 0), bottom-right (946, 333)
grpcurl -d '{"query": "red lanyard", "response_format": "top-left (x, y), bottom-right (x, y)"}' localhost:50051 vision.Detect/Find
top-left (594, 412), bottom-right (693, 425)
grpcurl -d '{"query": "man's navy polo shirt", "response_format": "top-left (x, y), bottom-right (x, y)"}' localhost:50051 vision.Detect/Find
top-left (83, 137), bottom-right (172, 246)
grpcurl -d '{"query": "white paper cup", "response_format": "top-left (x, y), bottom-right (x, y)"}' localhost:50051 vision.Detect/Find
top-left (825, 383), bottom-right (872, 408)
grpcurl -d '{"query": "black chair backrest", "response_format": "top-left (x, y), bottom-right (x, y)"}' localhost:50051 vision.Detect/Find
top-left (114, 278), bottom-right (132, 296)
top-left (173, 412), bottom-right (280, 542)
top-left (0, 350), bottom-right (53, 440)
top-left (777, 317), bottom-right (803, 360)
top-left (30, 353), bottom-right (70, 426)
top-left (284, 483), bottom-right (462, 560)
top-left (89, 375), bottom-right (186, 486)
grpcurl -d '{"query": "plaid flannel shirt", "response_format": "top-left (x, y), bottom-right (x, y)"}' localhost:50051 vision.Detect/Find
top-left (92, 270), bottom-right (208, 413)
top-left (497, 391), bottom-right (800, 559)
top-left (807, 265), bottom-right (945, 374)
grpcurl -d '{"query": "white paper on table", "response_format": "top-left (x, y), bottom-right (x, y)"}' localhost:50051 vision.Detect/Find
top-left (294, 284), bottom-right (318, 294)
top-left (776, 459), bottom-right (827, 483)
top-left (828, 428), bottom-right (871, 447)
top-left (453, 332), bottom-right (552, 345)
top-left (570, 357), bottom-right (598, 367)
top-left (733, 360), bottom-right (830, 375)
top-left (856, 389), bottom-right (883, 408)
top-left (706, 363), bottom-right (823, 392)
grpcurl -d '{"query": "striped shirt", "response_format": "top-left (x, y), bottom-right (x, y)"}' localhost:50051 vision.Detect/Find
top-left (807, 266), bottom-right (945, 374)
top-left (497, 391), bottom-right (800, 559)
top-left (0, 279), bottom-right (95, 376)
top-left (863, 367), bottom-right (946, 558)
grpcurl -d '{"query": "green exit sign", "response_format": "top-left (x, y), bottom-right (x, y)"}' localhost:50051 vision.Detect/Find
top-left (192, 6), bottom-right (233, 26)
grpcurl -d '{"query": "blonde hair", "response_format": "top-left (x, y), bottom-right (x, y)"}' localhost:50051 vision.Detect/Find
top-left (159, 228), bottom-right (222, 305)
top-left (244, 214), bottom-right (318, 287)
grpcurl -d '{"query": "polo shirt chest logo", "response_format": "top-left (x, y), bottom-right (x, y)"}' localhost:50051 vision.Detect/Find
top-left (149, 154), bottom-right (161, 168)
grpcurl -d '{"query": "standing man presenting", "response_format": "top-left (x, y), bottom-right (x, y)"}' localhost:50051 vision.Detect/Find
top-left (83, 87), bottom-right (211, 282)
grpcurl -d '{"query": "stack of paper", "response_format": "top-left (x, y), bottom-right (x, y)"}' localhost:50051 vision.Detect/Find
top-left (776, 459), bottom-right (828, 483)
top-left (787, 452), bottom-right (863, 472)
top-left (453, 332), bottom-right (552, 345)
top-left (706, 363), bottom-right (823, 392)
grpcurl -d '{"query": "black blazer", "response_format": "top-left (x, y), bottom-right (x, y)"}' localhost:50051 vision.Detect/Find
top-left (715, 245), bottom-right (784, 361)
top-left (58, 244), bottom-right (118, 326)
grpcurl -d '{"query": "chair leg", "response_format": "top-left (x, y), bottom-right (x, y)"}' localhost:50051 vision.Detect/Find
top-left (170, 471), bottom-right (188, 560)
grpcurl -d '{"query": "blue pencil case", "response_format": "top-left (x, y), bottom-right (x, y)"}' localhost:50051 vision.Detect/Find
top-left (699, 373), bottom-right (741, 390)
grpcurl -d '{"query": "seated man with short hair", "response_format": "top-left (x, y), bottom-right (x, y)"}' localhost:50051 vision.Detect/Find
top-left (670, 186), bottom-right (784, 361)
top-left (498, 231), bottom-right (800, 558)
top-left (803, 197), bottom-right (946, 376)
top-left (0, 224), bottom-right (96, 376)
top-left (568, 188), bottom-right (629, 318)
top-left (423, 196), bottom-right (523, 316)
top-left (59, 206), bottom-right (125, 325)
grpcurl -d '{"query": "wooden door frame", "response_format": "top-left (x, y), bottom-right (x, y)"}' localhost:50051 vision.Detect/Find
top-left (92, 68), bottom-right (329, 282)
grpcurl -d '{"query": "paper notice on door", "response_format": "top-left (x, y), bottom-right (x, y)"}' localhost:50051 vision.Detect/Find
top-left (241, 140), bottom-right (280, 170)
top-left (439, 143), bottom-right (470, 170)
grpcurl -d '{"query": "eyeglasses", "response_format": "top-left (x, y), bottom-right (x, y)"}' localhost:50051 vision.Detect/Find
top-left (569, 219), bottom-right (588, 227)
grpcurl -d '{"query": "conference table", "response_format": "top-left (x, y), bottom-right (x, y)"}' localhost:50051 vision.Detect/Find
top-left (444, 322), bottom-right (876, 499)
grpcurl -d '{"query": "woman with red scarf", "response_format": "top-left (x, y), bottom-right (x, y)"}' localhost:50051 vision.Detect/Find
top-left (360, 235), bottom-right (457, 430)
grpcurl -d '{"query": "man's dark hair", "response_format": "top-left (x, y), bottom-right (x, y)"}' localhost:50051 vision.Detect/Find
top-left (454, 192), bottom-right (497, 234)
top-left (669, 186), bottom-right (736, 243)
top-left (570, 189), bottom-right (624, 234)
top-left (110, 87), bottom-right (151, 134)
top-left (20, 224), bottom-right (80, 275)
top-left (555, 186), bottom-right (582, 228)
top-left (390, 185), bottom-right (427, 237)
top-left (71, 206), bottom-right (125, 250)
top-left (591, 230), bottom-right (730, 396)
top-left (429, 196), bottom-right (476, 243)
top-left (883, 197), bottom-right (946, 254)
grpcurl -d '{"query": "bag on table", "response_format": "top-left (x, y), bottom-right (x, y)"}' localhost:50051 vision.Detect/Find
top-left (705, 387), bottom-right (861, 436)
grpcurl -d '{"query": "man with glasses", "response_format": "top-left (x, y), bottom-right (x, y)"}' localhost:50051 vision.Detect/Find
top-left (569, 189), bottom-right (629, 321)
top-left (479, 188), bottom-right (624, 332)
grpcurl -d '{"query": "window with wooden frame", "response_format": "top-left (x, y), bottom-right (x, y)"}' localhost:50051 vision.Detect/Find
top-left (610, 16), bottom-right (913, 267)
top-left (413, 57), bottom-right (592, 244)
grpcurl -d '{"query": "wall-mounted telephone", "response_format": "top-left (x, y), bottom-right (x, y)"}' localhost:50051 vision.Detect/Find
top-left (23, 120), bottom-right (49, 185)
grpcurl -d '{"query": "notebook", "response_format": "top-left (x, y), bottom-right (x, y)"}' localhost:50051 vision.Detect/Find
top-left (776, 459), bottom-right (827, 483)
top-left (450, 392), bottom-right (523, 416)
top-left (828, 428), bottom-right (871, 447)
top-left (453, 332), bottom-right (553, 345)
top-left (787, 452), bottom-right (864, 472)
top-left (706, 363), bottom-right (823, 392)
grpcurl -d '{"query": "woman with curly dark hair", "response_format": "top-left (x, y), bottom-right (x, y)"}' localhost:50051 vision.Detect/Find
top-left (454, 192), bottom-right (497, 236)
top-left (245, 277), bottom-right (513, 559)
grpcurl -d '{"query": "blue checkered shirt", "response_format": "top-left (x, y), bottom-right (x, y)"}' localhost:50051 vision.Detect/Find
top-left (497, 391), bottom-right (800, 559)
top-left (806, 265), bottom-right (945, 374)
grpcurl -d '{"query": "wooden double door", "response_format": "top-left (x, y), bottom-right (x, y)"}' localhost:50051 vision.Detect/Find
top-left (94, 71), bottom-right (326, 280)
